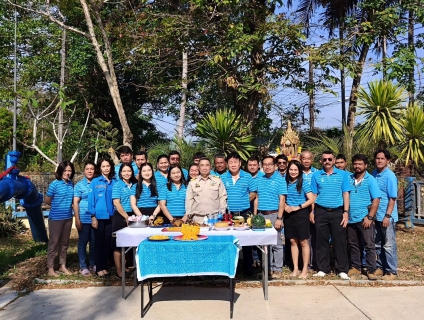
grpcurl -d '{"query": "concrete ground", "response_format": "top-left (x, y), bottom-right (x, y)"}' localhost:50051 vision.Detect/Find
top-left (1, 284), bottom-right (424, 320)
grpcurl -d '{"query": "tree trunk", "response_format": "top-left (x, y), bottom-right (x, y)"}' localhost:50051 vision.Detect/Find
top-left (57, 27), bottom-right (66, 163)
top-left (309, 59), bottom-right (315, 131)
top-left (80, 0), bottom-right (133, 148)
top-left (347, 43), bottom-right (370, 132)
top-left (408, 8), bottom-right (415, 105)
top-left (340, 26), bottom-right (346, 125)
top-left (177, 50), bottom-right (188, 139)
top-left (382, 34), bottom-right (387, 80)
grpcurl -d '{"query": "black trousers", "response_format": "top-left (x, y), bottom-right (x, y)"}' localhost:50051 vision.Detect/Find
top-left (239, 210), bottom-right (254, 275)
top-left (347, 221), bottom-right (376, 272)
top-left (93, 218), bottom-right (112, 271)
top-left (315, 208), bottom-right (348, 274)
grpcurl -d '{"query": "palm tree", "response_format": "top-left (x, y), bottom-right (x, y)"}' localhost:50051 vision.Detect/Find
top-left (196, 108), bottom-right (256, 161)
top-left (355, 80), bottom-right (405, 147)
top-left (399, 103), bottom-right (424, 168)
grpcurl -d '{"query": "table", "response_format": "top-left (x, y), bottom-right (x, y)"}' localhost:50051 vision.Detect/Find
top-left (136, 235), bottom-right (239, 318)
top-left (115, 227), bottom-right (277, 300)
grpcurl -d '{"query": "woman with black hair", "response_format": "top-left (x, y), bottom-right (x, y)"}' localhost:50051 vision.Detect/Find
top-left (284, 160), bottom-right (315, 279)
top-left (154, 154), bottom-right (170, 188)
top-left (130, 163), bottom-right (160, 224)
top-left (158, 165), bottom-right (187, 223)
top-left (112, 163), bottom-right (138, 277)
top-left (88, 158), bottom-right (116, 277)
top-left (45, 160), bottom-right (75, 277)
top-left (188, 163), bottom-right (200, 181)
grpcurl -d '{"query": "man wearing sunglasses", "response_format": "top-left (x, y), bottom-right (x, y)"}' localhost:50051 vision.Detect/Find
top-left (276, 154), bottom-right (288, 178)
top-left (310, 151), bottom-right (351, 280)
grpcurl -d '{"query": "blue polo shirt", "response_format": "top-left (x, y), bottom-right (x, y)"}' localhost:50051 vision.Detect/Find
top-left (154, 171), bottom-right (168, 188)
top-left (46, 179), bottom-right (74, 220)
top-left (182, 168), bottom-right (189, 181)
top-left (221, 170), bottom-right (257, 212)
top-left (130, 183), bottom-right (158, 208)
top-left (348, 172), bottom-right (381, 223)
top-left (112, 180), bottom-right (134, 212)
top-left (115, 161), bottom-right (138, 180)
top-left (256, 171), bottom-right (287, 211)
top-left (88, 176), bottom-right (116, 219)
top-left (371, 167), bottom-right (398, 222)
top-left (73, 177), bottom-right (92, 224)
top-left (286, 180), bottom-right (312, 206)
top-left (302, 167), bottom-right (317, 186)
top-left (211, 169), bottom-right (227, 176)
top-left (311, 167), bottom-right (351, 208)
top-left (158, 183), bottom-right (187, 217)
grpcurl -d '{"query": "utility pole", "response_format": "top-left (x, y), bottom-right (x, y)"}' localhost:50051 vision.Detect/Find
top-left (309, 59), bottom-right (315, 131)
top-left (177, 49), bottom-right (188, 139)
top-left (13, 4), bottom-right (17, 151)
top-left (408, 8), bottom-right (415, 105)
top-left (339, 26), bottom-right (346, 126)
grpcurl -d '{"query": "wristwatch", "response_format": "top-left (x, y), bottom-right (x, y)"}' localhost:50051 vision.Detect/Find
top-left (343, 210), bottom-right (349, 214)
top-left (299, 204), bottom-right (303, 209)
top-left (276, 216), bottom-right (283, 220)
top-left (366, 215), bottom-right (374, 221)
top-left (384, 214), bottom-right (392, 219)
top-left (91, 214), bottom-right (96, 218)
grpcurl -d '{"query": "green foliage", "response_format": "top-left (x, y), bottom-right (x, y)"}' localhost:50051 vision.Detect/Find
top-left (355, 80), bottom-right (405, 146)
top-left (399, 103), bottom-right (424, 166)
top-left (90, 119), bottom-right (119, 157)
top-left (0, 206), bottom-right (27, 239)
top-left (196, 108), bottom-right (256, 161)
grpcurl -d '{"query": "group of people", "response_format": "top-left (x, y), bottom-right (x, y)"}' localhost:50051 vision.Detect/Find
top-left (44, 147), bottom-right (398, 281)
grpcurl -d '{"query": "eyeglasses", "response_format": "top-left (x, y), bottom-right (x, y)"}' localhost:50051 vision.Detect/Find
top-left (277, 161), bottom-right (287, 165)
top-left (322, 158), bottom-right (333, 162)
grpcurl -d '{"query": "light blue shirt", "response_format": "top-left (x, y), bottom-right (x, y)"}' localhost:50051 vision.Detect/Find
top-left (256, 172), bottom-right (287, 211)
top-left (286, 179), bottom-right (311, 207)
top-left (158, 183), bottom-right (187, 217)
top-left (211, 169), bottom-right (227, 176)
top-left (46, 179), bottom-right (74, 220)
top-left (154, 171), bottom-right (168, 188)
top-left (371, 167), bottom-right (398, 222)
top-left (115, 161), bottom-right (138, 180)
top-left (112, 180), bottom-right (134, 212)
top-left (221, 170), bottom-right (257, 212)
top-left (311, 167), bottom-right (351, 208)
top-left (73, 177), bottom-right (92, 224)
top-left (302, 167), bottom-right (317, 186)
top-left (348, 172), bottom-right (381, 223)
top-left (130, 183), bottom-right (158, 208)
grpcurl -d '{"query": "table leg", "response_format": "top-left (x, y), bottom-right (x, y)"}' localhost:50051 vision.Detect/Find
top-left (229, 278), bottom-right (234, 319)
top-left (262, 245), bottom-right (269, 300)
top-left (141, 280), bottom-right (153, 318)
top-left (140, 280), bottom-right (144, 318)
top-left (121, 246), bottom-right (125, 299)
top-left (133, 247), bottom-right (137, 289)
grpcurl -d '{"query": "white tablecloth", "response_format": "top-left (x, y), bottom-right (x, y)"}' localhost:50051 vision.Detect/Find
top-left (116, 227), bottom-right (277, 247)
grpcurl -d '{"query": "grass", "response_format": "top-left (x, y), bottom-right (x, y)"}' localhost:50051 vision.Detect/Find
top-left (1, 226), bottom-right (423, 292)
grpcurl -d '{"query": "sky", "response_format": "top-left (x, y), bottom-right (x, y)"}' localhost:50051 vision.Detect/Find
top-left (150, 1), bottom-right (424, 138)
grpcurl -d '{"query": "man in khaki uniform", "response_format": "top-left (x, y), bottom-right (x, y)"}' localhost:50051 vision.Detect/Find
top-left (184, 158), bottom-right (227, 224)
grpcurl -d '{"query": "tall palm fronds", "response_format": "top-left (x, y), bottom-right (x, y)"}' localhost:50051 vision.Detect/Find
top-left (399, 103), bottom-right (424, 166)
top-left (355, 80), bottom-right (405, 146)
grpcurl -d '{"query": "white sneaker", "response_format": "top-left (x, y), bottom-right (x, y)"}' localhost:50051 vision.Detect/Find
top-left (338, 272), bottom-right (350, 280)
top-left (313, 271), bottom-right (327, 277)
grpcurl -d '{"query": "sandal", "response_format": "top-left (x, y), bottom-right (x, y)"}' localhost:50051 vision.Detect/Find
top-left (97, 271), bottom-right (105, 277)
top-left (80, 268), bottom-right (91, 277)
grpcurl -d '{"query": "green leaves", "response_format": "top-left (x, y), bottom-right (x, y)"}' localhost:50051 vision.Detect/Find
top-left (355, 80), bottom-right (405, 145)
top-left (399, 103), bottom-right (424, 166)
top-left (196, 108), bottom-right (256, 161)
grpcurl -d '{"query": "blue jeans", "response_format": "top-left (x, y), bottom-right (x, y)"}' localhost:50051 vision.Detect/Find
top-left (78, 223), bottom-right (95, 270)
top-left (375, 219), bottom-right (397, 274)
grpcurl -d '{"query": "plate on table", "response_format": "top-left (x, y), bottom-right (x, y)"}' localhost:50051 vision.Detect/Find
top-left (149, 224), bottom-right (171, 228)
top-left (173, 235), bottom-right (208, 241)
top-left (233, 226), bottom-right (250, 231)
top-left (213, 226), bottom-right (231, 231)
top-left (148, 235), bottom-right (170, 241)
top-left (252, 228), bottom-right (266, 231)
top-left (162, 227), bottom-right (182, 232)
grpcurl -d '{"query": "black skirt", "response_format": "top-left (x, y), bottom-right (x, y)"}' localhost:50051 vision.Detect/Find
top-left (284, 207), bottom-right (310, 240)
top-left (111, 210), bottom-right (133, 250)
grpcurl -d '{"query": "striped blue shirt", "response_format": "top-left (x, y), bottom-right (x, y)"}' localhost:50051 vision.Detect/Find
top-left (286, 180), bottom-right (312, 206)
top-left (348, 172), bottom-right (381, 223)
top-left (112, 180), bottom-right (134, 212)
top-left (158, 183), bottom-right (187, 217)
top-left (371, 167), bottom-right (398, 222)
top-left (302, 167), bottom-right (317, 186)
top-left (182, 168), bottom-right (189, 181)
top-left (311, 167), bottom-right (351, 208)
top-left (154, 171), bottom-right (168, 188)
top-left (73, 177), bottom-right (92, 224)
top-left (46, 179), bottom-right (74, 220)
top-left (211, 169), bottom-right (227, 176)
top-left (130, 183), bottom-right (158, 208)
top-left (221, 170), bottom-right (257, 212)
top-left (115, 161), bottom-right (139, 180)
top-left (256, 171), bottom-right (287, 211)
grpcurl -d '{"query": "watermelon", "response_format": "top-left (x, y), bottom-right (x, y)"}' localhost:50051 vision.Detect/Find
top-left (251, 214), bottom-right (265, 229)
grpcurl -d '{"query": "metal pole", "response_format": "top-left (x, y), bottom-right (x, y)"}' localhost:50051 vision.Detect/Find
top-left (13, 3), bottom-right (17, 151)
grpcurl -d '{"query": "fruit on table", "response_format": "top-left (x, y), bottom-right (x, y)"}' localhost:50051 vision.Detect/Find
top-left (251, 214), bottom-right (265, 228)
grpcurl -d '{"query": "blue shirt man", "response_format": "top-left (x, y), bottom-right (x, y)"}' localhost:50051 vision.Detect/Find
top-left (221, 169), bottom-right (257, 213)
top-left (255, 156), bottom-right (287, 278)
top-left (114, 146), bottom-right (138, 179)
top-left (310, 151), bottom-right (351, 279)
top-left (371, 149), bottom-right (398, 279)
top-left (213, 154), bottom-right (227, 176)
top-left (347, 154), bottom-right (381, 278)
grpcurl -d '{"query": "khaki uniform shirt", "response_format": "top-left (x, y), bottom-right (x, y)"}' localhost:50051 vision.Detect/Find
top-left (185, 174), bottom-right (227, 217)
